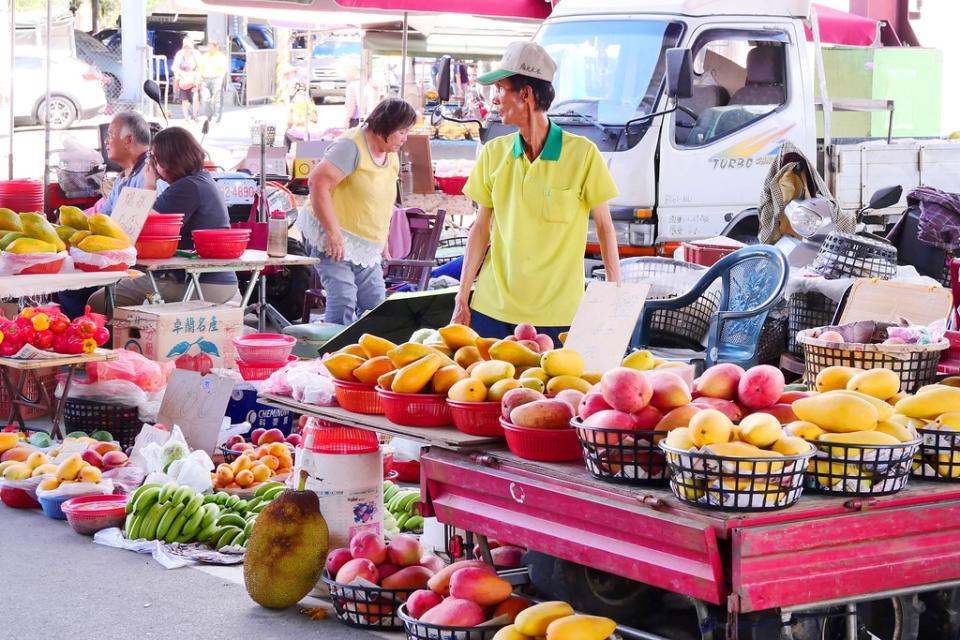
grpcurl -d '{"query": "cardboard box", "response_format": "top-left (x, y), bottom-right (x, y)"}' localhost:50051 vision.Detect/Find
top-left (226, 383), bottom-right (294, 436)
top-left (240, 145), bottom-right (289, 178)
top-left (113, 301), bottom-right (244, 370)
top-left (291, 140), bottom-right (333, 180)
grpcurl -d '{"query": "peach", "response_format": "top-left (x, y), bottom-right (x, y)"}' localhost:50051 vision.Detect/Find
top-left (325, 548), bottom-right (353, 576)
top-left (420, 554), bottom-right (446, 574)
top-left (554, 389), bottom-right (584, 414)
top-left (632, 405), bottom-right (663, 430)
top-left (752, 403), bottom-right (799, 424)
top-left (737, 365), bottom-right (785, 410)
top-left (578, 392), bottom-right (612, 420)
top-left (420, 597), bottom-right (485, 626)
top-left (654, 405), bottom-right (702, 433)
top-left (494, 595), bottom-right (532, 622)
top-left (693, 363), bottom-right (744, 400)
top-left (514, 323), bottom-right (537, 341)
top-left (648, 372), bottom-right (693, 412)
top-left (350, 531), bottom-right (387, 565)
top-left (387, 533), bottom-right (423, 567)
top-left (102, 451), bottom-right (128, 468)
top-left (600, 367), bottom-right (653, 413)
top-left (382, 565), bottom-right (434, 594)
top-left (449, 566), bottom-right (513, 606)
top-left (534, 333), bottom-right (554, 353)
top-left (407, 589), bottom-right (444, 619)
top-left (509, 399), bottom-right (574, 430)
top-left (336, 558), bottom-right (379, 585)
top-left (490, 545), bottom-right (525, 568)
top-left (91, 441), bottom-right (120, 456)
top-left (427, 560), bottom-right (495, 596)
top-left (690, 397), bottom-right (743, 422)
top-left (81, 449), bottom-right (104, 469)
top-left (500, 387), bottom-right (545, 420)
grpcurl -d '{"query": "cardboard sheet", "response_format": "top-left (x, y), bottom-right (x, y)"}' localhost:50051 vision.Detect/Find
top-left (564, 281), bottom-right (650, 372)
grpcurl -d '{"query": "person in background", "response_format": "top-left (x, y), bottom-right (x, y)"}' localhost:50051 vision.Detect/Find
top-left (87, 127), bottom-right (238, 312)
top-left (284, 84), bottom-right (320, 150)
top-left (456, 60), bottom-right (471, 100)
top-left (171, 38), bottom-right (200, 121)
top-left (60, 112), bottom-right (156, 318)
top-left (451, 42), bottom-right (621, 343)
top-left (199, 41), bottom-right (228, 121)
top-left (343, 64), bottom-right (362, 129)
top-left (300, 98), bottom-right (418, 325)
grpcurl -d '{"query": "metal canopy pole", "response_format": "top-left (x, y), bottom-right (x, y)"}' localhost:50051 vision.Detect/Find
top-left (42, 0), bottom-right (52, 212)
top-left (400, 11), bottom-right (408, 100)
top-left (8, 0), bottom-right (15, 179)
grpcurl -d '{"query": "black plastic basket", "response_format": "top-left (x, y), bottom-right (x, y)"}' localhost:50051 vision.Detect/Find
top-left (595, 257), bottom-right (719, 350)
top-left (787, 292), bottom-right (838, 356)
top-left (811, 232), bottom-right (897, 280)
top-left (659, 442), bottom-right (815, 511)
top-left (63, 398), bottom-right (142, 449)
top-left (574, 419), bottom-right (667, 485)
top-left (322, 571), bottom-right (413, 630)
top-left (397, 603), bottom-right (506, 640)
top-left (218, 445), bottom-right (241, 464)
top-left (804, 438), bottom-right (920, 496)
top-left (757, 314), bottom-right (788, 364)
top-left (912, 427), bottom-right (960, 482)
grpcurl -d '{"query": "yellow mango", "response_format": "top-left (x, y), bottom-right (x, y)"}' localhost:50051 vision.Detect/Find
top-left (55, 454), bottom-right (85, 482)
top-left (25, 451), bottom-right (48, 470)
top-left (895, 387), bottom-right (960, 419)
top-left (453, 346), bottom-right (482, 368)
top-left (546, 614), bottom-right (617, 640)
top-left (431, 364), bottom-right (468, 395)
top-left (58, 205), bottom-right (89, 230)
top-left (705, 441), bottom-right (784, 473)
top-left (56, 225), bottom-right (77, 243)
top-left (823, 389), bottom-right (894, 422)
top-left (338, 343), bottom-right (367, 358)
top-left (38, 476), bottom-right (60, 492)
top-left (475, 337), bottom-right (498, 360)
top-left (438, 323), bottom-right (479, 350)
top-left (518, 367), bottom-right (549, 383)
top-left (819, 430), bottom-right (901, 446)
top-left (323, 353), bottom-right (366, 382)
top-left (0, 460), bottom-right (19, 475)
top-left (540, 349), bottom-right (584, 378)
top-left (391, 353), bottom-right (444, 394)
top-left (79, 466), bottom-right (102, 483)
top-left (815, 366), bottom-right (861, 393)
top-left (492, 625), bottom-right (533, 640)
top-left (0, 432), bottom-right (19, 453)
top-left (353, 356), bottom-right (395, 386)
top-left (0, 231), bottom-right (24, 249)
top-left (545, 375), bottom-right (591, 395)
top-left (6, 237), bottom-right (57, 254)
top-left (88, 213), bottom-right (130, 242)
top-left (771, 435), bottom-right (812, 456)
top-left (77, 234), bottom-right (131, 252)
top-left (581, 371), bottom-right (602, 385)
top-left (2, 463), bottom-right (32, 481)
top-left (0, 207), bottom-right (23, 232)
top-left (875, 421), bottom-right (917, 443)
top-left (447, 377), bottom-right (487, 402)
top-left (488, 378), bottom-right (521, 402)
top-left (809, 460), bottom-right (858, 486)
top-left (31, 463), bottom-right (58, 477)
top-left (425, 340), bottom-right (454, 358)
top-left (387, 342), bottom-right (437, 368)
top-left (69, 229), bottom-right (92, 246)
top-left (489, 340), bottom-right (541, 368)
top-left (471, 360), bottom-right (516, 386)
top-left (377, 370), bottom-right (397, 390)
top-left (936, 452), bottom-right (960, 478)
top-left (515, 601), bottom-right (576, 637)
top-left (519, 378), bottom-right (545, 393)
top-left (793, 395), bottom-right (878, 433)
top-left (622, 349), bottom-right (656, 370)
top-left (846, 368), bottom-right (900, 400)
top-left (20, 212), bottom-right (65, 250)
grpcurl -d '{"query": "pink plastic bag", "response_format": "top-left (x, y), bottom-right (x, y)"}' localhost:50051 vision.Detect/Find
top-left (85, 349), bottom-right (173, 392)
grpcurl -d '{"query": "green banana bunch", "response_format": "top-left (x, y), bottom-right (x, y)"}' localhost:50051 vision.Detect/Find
top-left (383, 480), bottom-right (423, 533)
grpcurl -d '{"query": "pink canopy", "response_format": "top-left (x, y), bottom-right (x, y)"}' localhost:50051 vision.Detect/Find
top-left (805, 3), bottom-right (880, 47)
top-left (333, 0), bottom-right (552, 19)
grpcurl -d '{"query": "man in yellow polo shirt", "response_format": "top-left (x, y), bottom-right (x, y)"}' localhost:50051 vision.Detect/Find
top-left (452, 42), bottom-right (621, 341)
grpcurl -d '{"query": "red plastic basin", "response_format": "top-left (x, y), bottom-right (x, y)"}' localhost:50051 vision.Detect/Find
top-left (62, 494), bottom-right (128, 535)
top-left (233, 333), bottom-right (296, 364)
top-left (16, 257), bottom-right (65, 275)
top-left (135, 235), bottom-right (180, 259)
top-left (192, 229), bottom-right (250, 259)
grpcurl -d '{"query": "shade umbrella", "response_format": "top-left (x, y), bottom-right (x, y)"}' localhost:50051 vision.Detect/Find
top-left (804, 3), bottom-right (880, 47)
top-left (318, 287), bottom-right (457, 355)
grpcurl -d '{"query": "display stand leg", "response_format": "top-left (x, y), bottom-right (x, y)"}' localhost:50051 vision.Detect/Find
top-left (48, 364), bottom-right (76, 440)
top-left (1, 366), bottom-right (26, 429)
top-left (258, 273), bottom-right (267, 332)
top-left (191, 272), bottom-right (205, 301)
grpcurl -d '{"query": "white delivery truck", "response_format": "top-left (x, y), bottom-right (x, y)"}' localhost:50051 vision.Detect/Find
top-left (464, 0), bottom-right (960, 255)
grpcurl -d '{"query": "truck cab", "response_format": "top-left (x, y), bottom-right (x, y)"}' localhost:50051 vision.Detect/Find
top-left (532, 0), bottom-right (817, 255)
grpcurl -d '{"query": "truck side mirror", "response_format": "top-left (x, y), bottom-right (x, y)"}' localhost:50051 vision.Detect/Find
top-left (437, 56), bottom-right (452, 103)
top-left (665, 48), bottom-right (693, 100)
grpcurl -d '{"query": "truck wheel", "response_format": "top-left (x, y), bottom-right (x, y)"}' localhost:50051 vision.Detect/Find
top-left (815, 595), bottom-right (921, 640)
top-left (920, 588), bottom-right (960, 639)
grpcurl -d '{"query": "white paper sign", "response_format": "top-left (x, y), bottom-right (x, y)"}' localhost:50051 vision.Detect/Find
top-left (113, 187), bottom-right (156, 241)
top-left (564, 281), bottom-right (650, 373)
top-left (157, 370), bottom-right (235, 455)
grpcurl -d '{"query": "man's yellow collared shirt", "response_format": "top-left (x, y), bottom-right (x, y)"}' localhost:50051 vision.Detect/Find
top-left (463, 120), bottom-right (618, 326)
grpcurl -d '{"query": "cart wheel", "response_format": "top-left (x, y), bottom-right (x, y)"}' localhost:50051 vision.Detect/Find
top-left (919, 588), bottom-right (960, 639)
top-left (813, 595), bottom-right (921, 640)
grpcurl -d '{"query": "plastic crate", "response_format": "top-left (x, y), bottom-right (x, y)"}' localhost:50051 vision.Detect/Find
top-left (811, 232), bottom-right (897, 280)
top-left (682, 241), bottom-right (739, 267)
top-left (912, 426), bottom-right (960, 481)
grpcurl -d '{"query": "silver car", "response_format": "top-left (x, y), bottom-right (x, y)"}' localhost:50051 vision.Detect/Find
top-left (13, 53), bottom-right (107, 129)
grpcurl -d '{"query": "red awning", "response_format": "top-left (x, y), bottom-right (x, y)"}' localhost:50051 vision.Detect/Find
top-left (332, 0), bottom-right (552, 19)
top-left (805, 3), bottom-right (880, 47)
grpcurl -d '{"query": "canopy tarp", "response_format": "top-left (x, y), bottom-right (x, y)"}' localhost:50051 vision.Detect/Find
top-left (806, 3), bottom-right (881, 47)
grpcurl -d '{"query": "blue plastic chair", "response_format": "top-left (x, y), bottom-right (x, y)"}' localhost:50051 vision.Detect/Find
top-left (633, 245), bottom-right (788, 369)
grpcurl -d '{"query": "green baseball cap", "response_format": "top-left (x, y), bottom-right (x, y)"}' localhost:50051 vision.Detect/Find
top-left (477, 41), bottom-right (557, 85)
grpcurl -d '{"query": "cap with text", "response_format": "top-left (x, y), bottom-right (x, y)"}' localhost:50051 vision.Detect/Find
top-left (477, 41), bottom-right (557, 85)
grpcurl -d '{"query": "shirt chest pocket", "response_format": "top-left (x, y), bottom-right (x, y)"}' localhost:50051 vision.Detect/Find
top-left (542, 187), bottom-right (579, 223)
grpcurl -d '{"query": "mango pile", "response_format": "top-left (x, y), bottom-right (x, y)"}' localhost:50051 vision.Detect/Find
top-left (57, 207), bottom-right (132, 252)
top-left (0, 208), bottom-right (67, 254)
top-left (493, 601), bottom-right (617, 640)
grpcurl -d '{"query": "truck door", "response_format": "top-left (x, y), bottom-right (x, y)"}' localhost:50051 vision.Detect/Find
top-left (656, 25), bottom-right (810, 241)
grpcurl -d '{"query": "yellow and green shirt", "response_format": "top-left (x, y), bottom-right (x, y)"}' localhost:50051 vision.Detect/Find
top-left (463, 120), bottom-right (618, 326)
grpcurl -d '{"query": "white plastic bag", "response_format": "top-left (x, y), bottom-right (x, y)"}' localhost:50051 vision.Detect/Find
top-left (69, 245), bottom-right (137, 271)
top-left (35, 479), bottom-right (114, 500)
top-left (102, 465), bottom-right (147, 495)
top-left (0, 250), bottom-right (69, 276)
top-left (139, 425), bottom-right (214, 494)
top-left (261, 358), bottom-right (335, 405)
top-left (0, 475), bottom-right (44, 500)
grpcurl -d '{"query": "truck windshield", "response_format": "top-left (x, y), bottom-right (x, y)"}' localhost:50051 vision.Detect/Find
top-left (536, 20), bottom-right (683, 125)
top-left (312, 41), bottom-right (361, 59)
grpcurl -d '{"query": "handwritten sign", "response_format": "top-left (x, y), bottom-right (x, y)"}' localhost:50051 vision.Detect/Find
top-left (112, 187), bottom-right (156, 241)
top-left (157, 370), bottom-right (235, 455)
top-left (564, 281), bottom-right (650, 372)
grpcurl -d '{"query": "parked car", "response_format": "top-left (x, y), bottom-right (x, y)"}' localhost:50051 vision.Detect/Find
top-left (13, 53), bottom-right (107, 129)
top-left (291, 36), bottom-right (361, 103)
top-left (74, 30), bottom-right (122, 100)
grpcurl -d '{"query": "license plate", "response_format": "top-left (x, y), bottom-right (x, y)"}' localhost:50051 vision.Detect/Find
top-left (320, 81), bottom-right (335, 90)
top-left (217, 179), bottom-right (257, 206)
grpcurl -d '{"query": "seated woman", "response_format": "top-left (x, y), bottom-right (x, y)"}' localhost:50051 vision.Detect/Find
top-left (87, 127), bottom-right (239, 311)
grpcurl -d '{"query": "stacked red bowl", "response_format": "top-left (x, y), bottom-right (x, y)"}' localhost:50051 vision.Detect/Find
top-left (192, 228), bottom-right (251, 259)
top-left (135, 213), bottom-right (183, 259)
top-left (0, 180), bottom-right (44, 212)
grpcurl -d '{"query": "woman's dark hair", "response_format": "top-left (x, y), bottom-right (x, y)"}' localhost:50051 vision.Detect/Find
top-left (506, 74), bottom-right (555, 112)
top-left (151, 127), bottom-right (205, 182)
top-left (365, 98), bottom-right (418, 138)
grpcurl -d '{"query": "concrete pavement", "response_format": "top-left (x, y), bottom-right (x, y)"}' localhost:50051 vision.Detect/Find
top-left (0, 506), bottom-right (399, 640)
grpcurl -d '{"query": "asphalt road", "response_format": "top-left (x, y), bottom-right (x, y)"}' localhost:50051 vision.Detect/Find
top-left (0, 506), bottom-right (398, 640)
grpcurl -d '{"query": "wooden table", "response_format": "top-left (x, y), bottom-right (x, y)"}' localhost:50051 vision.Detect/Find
top-left (258, 393), bottom-right (503, 449)
top-left (0, 349), bottom-right (118, 439)
top-left (0, 270), bottom-right (140, 319)
top-left (136, 250), bottom-right (320, 330)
